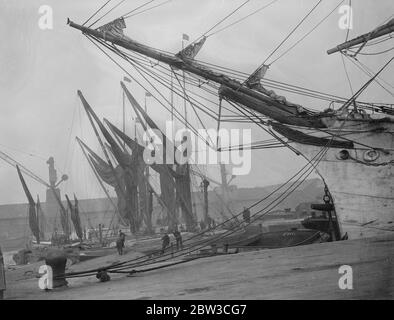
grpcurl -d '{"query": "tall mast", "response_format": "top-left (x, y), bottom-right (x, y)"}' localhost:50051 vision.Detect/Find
top-left (182, 35), bottom-right (188, 129)
top-left (201, 179), bottom-right (210, 225)
top-left (327, 18), bottom-right (394, 55)
top-left (122, 87), bottom-right (126, 148)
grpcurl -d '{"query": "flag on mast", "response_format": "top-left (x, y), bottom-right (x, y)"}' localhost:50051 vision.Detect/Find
top-left (182, 33), bottom-right (189, 41)
top-left (123, 76), bottom-right (132, 83)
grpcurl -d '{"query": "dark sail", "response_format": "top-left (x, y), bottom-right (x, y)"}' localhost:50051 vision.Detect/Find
top-left (108, 90), bottom-right (178, 228)
top-left (65, 194), bottom-right (83, 241)
top-left (78, 91), bottom-right (139, 232)
top-left (16, 166), bottom-right (40, 243)
top-left (120, 84), bottom-right (197, 230)
top-left (36, 195), bottom-right (46, 240)
top-left (174, 163), bottom-right (195, 231)
top-left (83, 144), bottom-right (134, 228)
top-left (105, 119), bottom-right (175, 232)
top-left (105, 143), bottom-right (141, 232)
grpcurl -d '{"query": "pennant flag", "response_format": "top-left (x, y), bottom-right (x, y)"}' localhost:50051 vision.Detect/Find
top-left (145, 92), bottom-right (152, 97)
top-left (123, 76), bottom-right (132, 83)
top-left (182, 33), bottom-right (189, 41)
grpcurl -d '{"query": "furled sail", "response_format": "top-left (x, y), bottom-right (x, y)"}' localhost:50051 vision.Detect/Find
top-left (65, 194), bottom-right (83, 241)
top-left (271, 122), bottom-right (354, 149)
top-left (176, 36), bottom-right (206, 60)
top-left (36, 195), bottom-right (46, 240)
top-left (97, 17), bottom-right (131, 41)
top-left (16, 166), bottom-right (40, 243)
top-left (246, 65), bottom-right (307, 115)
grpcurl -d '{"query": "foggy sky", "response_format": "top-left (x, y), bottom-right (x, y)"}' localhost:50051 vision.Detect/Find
top-left (0, 0), bottom-right (393, 205)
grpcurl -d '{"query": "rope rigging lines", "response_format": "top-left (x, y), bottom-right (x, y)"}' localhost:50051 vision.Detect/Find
top-left (83, 0), bottom-right (175, 28)
top-left (62, 142), bottom-right (330, 279)
top-left (270, 0), bottom-right (345, 65)
top-left (189, 0), bottom-right (251, 45)
top-left (206, 0), bottom-right (280, 38)
top-left (62, 4), bottom-right (394, 281)
top-left (123, 0), bottom-right (174, 19)
top-left (246, 0), bottom-right (323, 84)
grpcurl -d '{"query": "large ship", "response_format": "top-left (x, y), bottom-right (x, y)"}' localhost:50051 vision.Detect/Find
top-left (67, 7), bottom-right (393, 240)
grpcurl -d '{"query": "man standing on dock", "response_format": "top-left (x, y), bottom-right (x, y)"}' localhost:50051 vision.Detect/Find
top-left (0, 246), bottom-right (6, 300)
top-left (173, 229), bottom-right (183, 251)
top-left (116, 230), bottom-right (126, 255)
top-left (161, 233), bottom-right (170, 254)
top-left (242, 207), bottom-right (251, 223)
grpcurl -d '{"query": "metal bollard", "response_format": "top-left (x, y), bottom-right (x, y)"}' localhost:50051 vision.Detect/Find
top-left (45, 249), bottom-right (68, 288)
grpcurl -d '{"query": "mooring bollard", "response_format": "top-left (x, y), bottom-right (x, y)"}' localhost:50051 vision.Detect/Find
top-left (96, 270), bottom-right (111, 282)
top-left (45, 249), bottom-right (68, 288)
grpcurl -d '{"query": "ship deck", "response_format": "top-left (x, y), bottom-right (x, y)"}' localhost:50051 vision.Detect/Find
top-left (3, 234), bottom-right (394, 300)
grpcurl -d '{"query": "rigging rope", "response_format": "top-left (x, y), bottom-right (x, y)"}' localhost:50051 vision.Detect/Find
top-left (344, 55), bottom-right (394, 98)
top-left (88, 0), bottom-right (128, 28)
top-left (207, 0), bottom-right (280, 37)
top-left (341, 54), bottom-right (354, 95)
top-left (86, 35), bottom-right (210, 145)
top-left (191, 0), bottom-right (251, 44)
top-left (122, 0), bottom-right (156, 18)
top-left (102, 145), bottom-right (327, 273)
top-left (246, 0), bottom-right (322, 83)
top-left (270, 0), bottom-right (344, 64)
top-left (63, 143), bottom-right (329, 278)
top-left (339, 55), bottom-right (394, 111)
top-left (347, 46), bottom-right (394, 56)
top-left (83, 0), bottom-right (112, 26)
top-left (124, 0), bottom-right (173, 19)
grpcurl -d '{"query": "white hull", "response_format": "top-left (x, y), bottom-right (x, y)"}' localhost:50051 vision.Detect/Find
top-left (292, 115), bottom-right (394, 239)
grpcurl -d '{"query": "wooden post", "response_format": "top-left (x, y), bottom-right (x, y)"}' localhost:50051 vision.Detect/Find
top-left (202, 179), bottom-right (210, 225)
top-left (99, 224), bottom-right (103, 246)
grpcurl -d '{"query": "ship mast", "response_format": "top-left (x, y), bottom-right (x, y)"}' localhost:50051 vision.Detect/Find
top-left (327, 18), bottom-right (394, 55)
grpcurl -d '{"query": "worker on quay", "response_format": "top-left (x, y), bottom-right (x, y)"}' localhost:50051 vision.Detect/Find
top-left (0, 246), bottom-right (6, 300)
top-left (116, 230), bottom-right (126, 255)
top-left (242, 207), bottom-right (251, 223)
top-left (173, 229), bottom-right (183, 251)
top-left (161, 233), bottom-right (170, 254)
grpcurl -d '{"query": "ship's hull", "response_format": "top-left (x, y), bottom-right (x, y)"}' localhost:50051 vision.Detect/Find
top-left (290, 116), bottom-right (394, 239)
